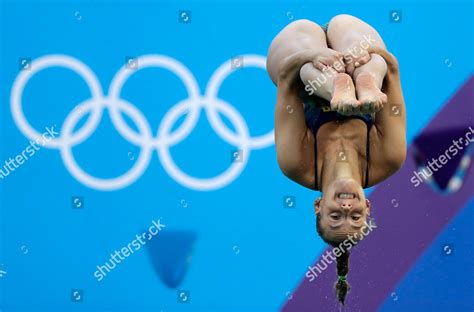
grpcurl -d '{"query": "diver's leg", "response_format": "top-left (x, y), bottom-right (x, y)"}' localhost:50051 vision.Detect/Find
top-left (327, 14), bottom-right (388, 114)
top-left (267, 19), bottom-right (357, 109)
top-left (267, 19), bottom-right (328, 85)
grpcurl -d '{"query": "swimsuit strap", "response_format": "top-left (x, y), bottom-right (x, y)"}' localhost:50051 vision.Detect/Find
top-left (314, 135), bottom-right (319, 190)
top-left (364, 122), bottom-right (371, 188)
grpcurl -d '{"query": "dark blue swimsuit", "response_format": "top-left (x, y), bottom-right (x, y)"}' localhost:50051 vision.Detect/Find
top-left (301, 93), bottom-right (374, 190)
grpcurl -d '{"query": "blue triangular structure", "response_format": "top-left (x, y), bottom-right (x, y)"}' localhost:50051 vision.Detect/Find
top-left (146, 230), bottom-right (197, 288)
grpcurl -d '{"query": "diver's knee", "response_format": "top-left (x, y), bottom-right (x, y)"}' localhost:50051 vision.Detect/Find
top-left (328, 14), bottom-right (362, 29)
top-left (286, 19), bottom-right (326, 35)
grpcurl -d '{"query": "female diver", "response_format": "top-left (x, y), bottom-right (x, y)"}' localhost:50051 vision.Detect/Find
top-left (267, 14), bottom-right (407, 304)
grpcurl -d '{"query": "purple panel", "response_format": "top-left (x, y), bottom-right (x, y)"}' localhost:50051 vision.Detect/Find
top-left (282, 76), bottom-right (474, 312)
top-left (413, 127), bottom-right (471, 189)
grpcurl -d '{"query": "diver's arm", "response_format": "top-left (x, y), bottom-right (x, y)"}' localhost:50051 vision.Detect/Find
top-left (274, 51), bottom-right (322, 190)
top-left (274, 83), bottom-right (316, 190)
top-left (368, 47), bottom-right (407, 180)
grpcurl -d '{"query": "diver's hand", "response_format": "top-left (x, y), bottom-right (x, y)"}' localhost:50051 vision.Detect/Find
top-left (311, 48), bottom-right (345, 73)
top-left (365, 46), bottom-right (399, 75)
top-left (344, 49), bottom-right (371, 76)
top-left (278, 48), bottom-right (345, 88)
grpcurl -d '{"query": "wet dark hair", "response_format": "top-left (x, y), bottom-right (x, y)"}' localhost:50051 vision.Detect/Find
top-left (316, 213), bottom-right (351, 305)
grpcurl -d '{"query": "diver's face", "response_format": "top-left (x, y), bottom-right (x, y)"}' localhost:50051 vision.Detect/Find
top-left (315, 178), bottom-right (370, 241)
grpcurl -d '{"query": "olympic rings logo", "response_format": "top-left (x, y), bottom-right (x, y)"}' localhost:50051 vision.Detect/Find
top-left (10, 54), bottom-right (274, 191)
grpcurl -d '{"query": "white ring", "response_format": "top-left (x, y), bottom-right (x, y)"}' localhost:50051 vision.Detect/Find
top-left (157, 97), bottom-right (205, 147)
top-left (11, 55), bottom-right (103, 148)
top-left (108, 55), bottom-right (201, 146)
top-left (205, 55), bottom-right (274, 149)
top-left (60, 98), bottom-right (152, 190)
top-left (157, 98), bottom-right (250, 191)
top-left (11, 54), bottom-right (273, 191)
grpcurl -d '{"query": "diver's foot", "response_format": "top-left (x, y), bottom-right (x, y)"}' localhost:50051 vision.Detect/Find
top-left (355, 72), bottom-right (387, 114)
top-left (330, 73), bottom-right (358, 116)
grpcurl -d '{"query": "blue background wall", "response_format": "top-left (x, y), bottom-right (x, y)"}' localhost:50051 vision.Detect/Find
top-left (0, 0), bottom-right (473, 311)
